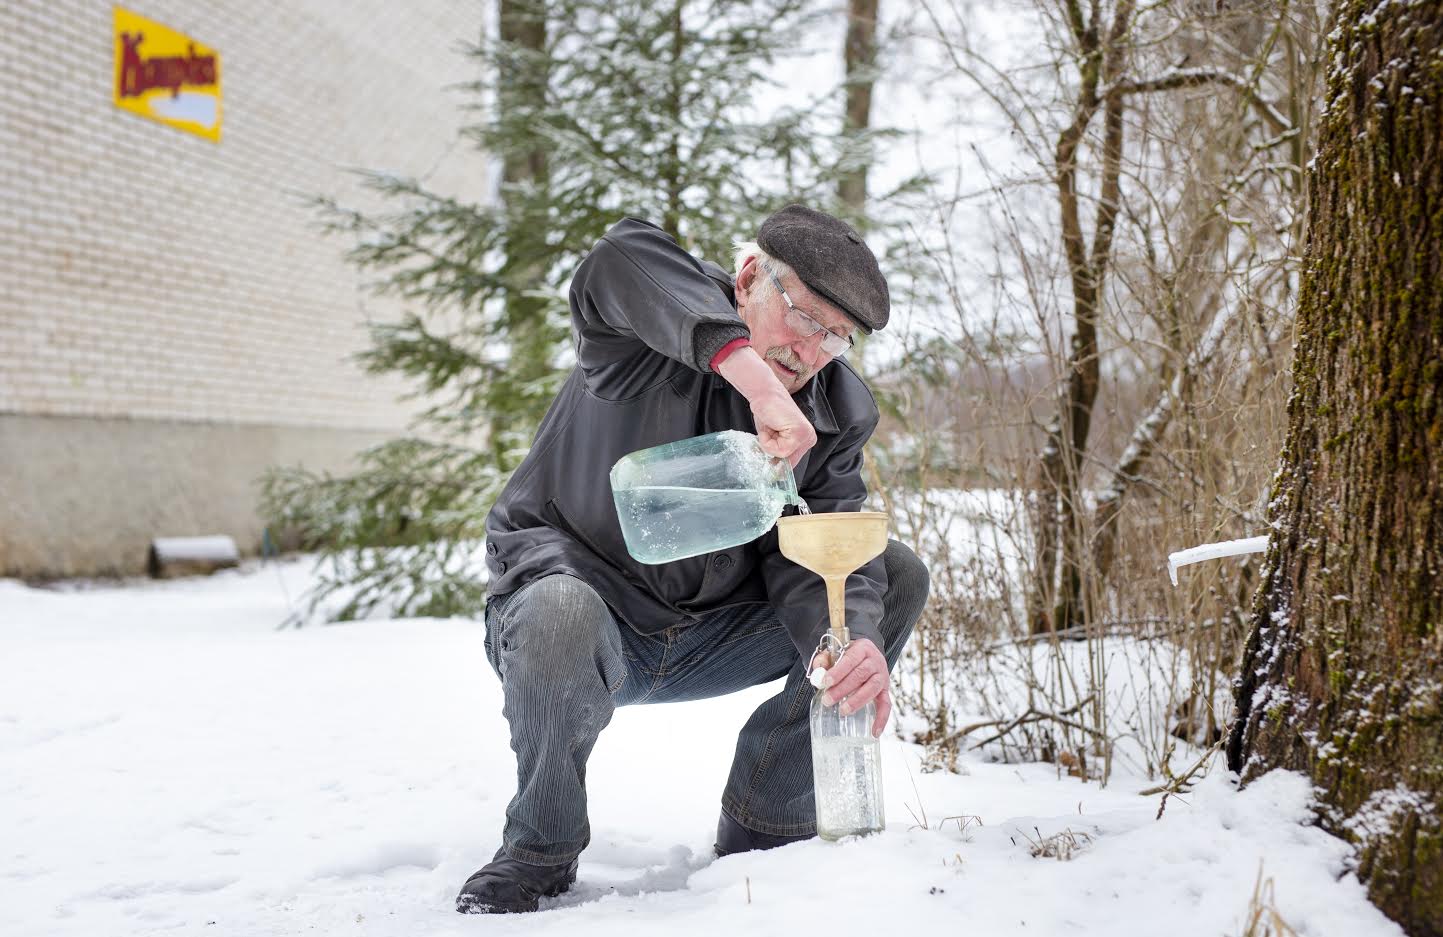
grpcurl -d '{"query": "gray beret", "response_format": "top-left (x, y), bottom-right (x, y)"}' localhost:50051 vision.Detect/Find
top-left (756, 204), bottom-right (889, 333)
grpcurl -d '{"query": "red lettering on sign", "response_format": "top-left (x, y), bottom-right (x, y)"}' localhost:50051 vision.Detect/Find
top-left (118, 33), bottom-right (217, 98)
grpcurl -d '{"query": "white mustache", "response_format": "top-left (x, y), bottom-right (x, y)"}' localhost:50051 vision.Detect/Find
top-left (765, 347), bottom-right (810, 381)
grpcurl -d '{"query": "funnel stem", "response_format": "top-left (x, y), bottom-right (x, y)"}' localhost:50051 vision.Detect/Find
top-left (823, 574), bottom-right (850, 646)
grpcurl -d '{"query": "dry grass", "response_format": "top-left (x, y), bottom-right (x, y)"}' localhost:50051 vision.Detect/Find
top-left (1237, 864), bottom-right (1299, 937)
top-left (1014, 825), bottom-right (1094, 861)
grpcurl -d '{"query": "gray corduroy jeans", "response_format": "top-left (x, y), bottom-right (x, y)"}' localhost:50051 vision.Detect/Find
top-left (481, 539), bottom-right (929, 865)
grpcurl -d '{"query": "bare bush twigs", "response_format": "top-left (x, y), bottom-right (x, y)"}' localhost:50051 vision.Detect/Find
top-left (942, 693), bottom-right (1101, 752)
top-left (878, 0), bottom-right (1328, 785)
top-left (1014, 825), bottom-right (1095, 861)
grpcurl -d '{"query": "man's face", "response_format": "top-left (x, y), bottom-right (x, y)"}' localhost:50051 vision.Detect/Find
top-left (737, 257), bottom-right (856, 394)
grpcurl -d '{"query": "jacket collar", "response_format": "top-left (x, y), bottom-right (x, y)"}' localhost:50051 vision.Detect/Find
top-left (797, 368), bottom-right (841, 435)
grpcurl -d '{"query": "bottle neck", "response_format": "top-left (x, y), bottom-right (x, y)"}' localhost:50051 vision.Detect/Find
top-left (768, 456), bottom-right (801, 506)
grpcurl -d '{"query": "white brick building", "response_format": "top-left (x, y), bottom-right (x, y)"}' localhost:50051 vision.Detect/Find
top-left (0, 1), bottom-right (487, 577)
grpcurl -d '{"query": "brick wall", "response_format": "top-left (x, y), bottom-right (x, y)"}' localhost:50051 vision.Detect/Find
top-left (0, 0), bottom-right (486, 428)
top-left (0, 1), bottom-right (490, 577)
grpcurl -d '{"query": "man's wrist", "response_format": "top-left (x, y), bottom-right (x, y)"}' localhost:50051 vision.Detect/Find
top-left (716, 346), bottom-right (786, 402)
top-left (709, 337), bottom-right (751, 370)
top-left (695, 323), bottom-right (751, 373)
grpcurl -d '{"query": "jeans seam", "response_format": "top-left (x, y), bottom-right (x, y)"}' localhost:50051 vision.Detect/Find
top-left (717, 623), bottom-right (784, 648)
top-left (494, 577), bottom-right (547, 637)
top-left (721, 798), bottom-right (817, 837)
top-left (735, 673), bottom-right (812, 817)
top-left (641, 630), bottom-right (677, 699)
top-left (503, 840), bottom-right (584, 865)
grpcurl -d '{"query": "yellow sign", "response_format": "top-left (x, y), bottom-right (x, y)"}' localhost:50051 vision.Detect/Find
top-left (113, 7), bottom-right (222, 142)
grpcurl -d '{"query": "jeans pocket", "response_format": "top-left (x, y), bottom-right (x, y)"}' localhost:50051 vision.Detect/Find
top-left (482, 599), bottom-right (505, 677)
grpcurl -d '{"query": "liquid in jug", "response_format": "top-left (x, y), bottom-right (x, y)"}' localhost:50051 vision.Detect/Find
top-left (610, 430), bottom-right (805, 564)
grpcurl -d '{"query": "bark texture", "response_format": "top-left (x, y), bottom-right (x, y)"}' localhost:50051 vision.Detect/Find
top-left (1227, 3), bottom-right (1443, 933)
top-left (839, 0), bottom-right (879, 213)
top-left (498, 0), bottom-right (552, 381)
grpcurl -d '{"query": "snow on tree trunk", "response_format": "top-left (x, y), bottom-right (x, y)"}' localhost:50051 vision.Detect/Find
top-left (1227, 2), bottom-right (1443, 933)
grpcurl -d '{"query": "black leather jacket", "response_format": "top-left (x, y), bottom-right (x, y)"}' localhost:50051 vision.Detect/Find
top-left (483, 217), bottom-right (886, 658)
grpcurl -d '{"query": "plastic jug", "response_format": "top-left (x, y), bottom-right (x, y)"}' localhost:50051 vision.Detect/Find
top-left (609, 430), bottom-right (806, 564)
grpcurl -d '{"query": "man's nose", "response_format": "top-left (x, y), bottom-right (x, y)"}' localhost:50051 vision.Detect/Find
top-left (794, 334), bottom-right (825, 368)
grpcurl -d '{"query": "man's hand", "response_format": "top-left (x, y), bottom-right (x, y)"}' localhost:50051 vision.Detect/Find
top-left (715, 347), bottom-right (817, 466)
top-left (810, 637), bottom-right (891, 737)
top-left (748, 387), bottom-right (817, 467)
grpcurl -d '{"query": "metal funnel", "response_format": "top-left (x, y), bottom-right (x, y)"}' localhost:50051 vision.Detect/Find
top-left (777, 511), bottom-right (888, 646)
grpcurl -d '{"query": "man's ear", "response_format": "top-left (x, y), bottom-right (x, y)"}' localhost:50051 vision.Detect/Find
top-left (735, 255), bottom-right (760, 312)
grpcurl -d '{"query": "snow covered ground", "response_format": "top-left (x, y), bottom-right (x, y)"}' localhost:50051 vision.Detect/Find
top-left (2, 559), bottom-right (1404, 937)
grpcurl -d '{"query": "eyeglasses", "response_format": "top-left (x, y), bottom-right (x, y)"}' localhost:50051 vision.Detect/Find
top-left (765, 268), bottom-right (854, 357)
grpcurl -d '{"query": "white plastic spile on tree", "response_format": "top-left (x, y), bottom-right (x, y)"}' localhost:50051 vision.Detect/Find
top-left (1166, 535), bottom-right (1269, 586)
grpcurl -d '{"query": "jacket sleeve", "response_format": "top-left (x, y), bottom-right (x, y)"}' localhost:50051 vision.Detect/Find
top-left (759, 413), bottom-right (888, 662)
top-left (569, 218), bottom-right (750, 385)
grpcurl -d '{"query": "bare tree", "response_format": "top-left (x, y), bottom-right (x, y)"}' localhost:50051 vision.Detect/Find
top-left (498, 0), bottom-right (553, 381)
top-left (883, 0), bottom-right (1327, 777)
top-left (839, 0), bottom-right (880, 215)
top-left (1031, 0), bottom-right (1306, 635)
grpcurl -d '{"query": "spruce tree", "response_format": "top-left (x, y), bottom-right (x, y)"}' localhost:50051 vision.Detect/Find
top-left (260, 0), bottom-right (862, 623)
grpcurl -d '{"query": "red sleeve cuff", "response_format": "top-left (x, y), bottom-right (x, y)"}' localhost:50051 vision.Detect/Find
top-left (709, 337), bottom-right (751, 371)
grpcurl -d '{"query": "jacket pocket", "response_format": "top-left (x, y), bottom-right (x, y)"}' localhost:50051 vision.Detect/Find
top-left (545, 498), bottom-right (637, 582)
top-left (679, 546), bottom-right (754, 611)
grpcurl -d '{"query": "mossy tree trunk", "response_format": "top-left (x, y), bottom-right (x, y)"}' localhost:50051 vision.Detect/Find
top-left (1227, 2), bottom-right (1443, 933)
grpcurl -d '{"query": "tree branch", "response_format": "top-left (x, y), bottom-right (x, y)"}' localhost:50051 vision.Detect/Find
top-left (1108, 68), bottom-right (1293, 135)
top-left (940, 693), bottom-right (1100, 750)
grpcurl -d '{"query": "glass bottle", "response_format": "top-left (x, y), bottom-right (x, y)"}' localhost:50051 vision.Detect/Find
top-left (809, 642), bottom-right (885, 840)
top-left (609, 430), bottom-right (806, 564)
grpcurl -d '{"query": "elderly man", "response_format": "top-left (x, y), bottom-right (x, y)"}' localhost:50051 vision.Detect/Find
top-left (458, 204), bottom-right (929, 914)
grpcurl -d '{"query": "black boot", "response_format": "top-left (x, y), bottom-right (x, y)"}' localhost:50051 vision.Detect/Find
top-left (455, 848), bottom-right (579, 914)
top-left (713, 811), bottom-right (814, 857)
